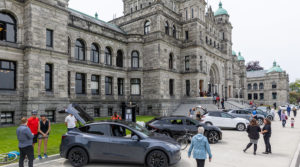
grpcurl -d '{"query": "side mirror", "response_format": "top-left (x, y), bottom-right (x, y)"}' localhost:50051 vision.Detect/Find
top-left (131, 135), bottom-right (139, 141)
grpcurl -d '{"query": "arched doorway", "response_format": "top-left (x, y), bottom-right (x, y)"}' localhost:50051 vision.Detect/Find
top-left (208, 64), bottom-right (220, 96)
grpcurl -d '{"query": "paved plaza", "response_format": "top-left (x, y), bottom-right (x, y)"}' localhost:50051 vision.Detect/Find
top-left (7, 114), bottom-right (300, 167)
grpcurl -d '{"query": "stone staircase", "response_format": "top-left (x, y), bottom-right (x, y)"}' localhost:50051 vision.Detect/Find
top-left (225, 99), bottom-right (251, 110)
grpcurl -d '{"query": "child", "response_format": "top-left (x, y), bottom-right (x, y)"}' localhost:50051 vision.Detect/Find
top-left (291, 118), bottom-right (295, 128)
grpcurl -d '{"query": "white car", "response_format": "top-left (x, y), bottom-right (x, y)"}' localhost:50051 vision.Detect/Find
top-left (203, 111), bottom-right (249, 131)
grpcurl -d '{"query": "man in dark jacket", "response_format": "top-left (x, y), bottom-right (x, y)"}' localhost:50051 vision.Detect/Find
top-left (243, 119), bottom-right (261, 155)
top-left (17, 117), bottom-right (34, 167)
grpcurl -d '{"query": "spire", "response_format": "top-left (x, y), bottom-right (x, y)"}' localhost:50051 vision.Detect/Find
top-left (95, 12), bottom-right (98, 19)
top-left (273, 61), bottom-right (277, 67)
top-left (219, 1), bottom-right (223, 8)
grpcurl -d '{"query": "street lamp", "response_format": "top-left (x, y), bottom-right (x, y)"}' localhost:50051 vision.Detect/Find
top-left (236, 88), bottom-right (242, 103)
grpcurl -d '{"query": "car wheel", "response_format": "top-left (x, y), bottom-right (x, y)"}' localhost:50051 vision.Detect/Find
top-left (236, 123), bottom-right (246, 131)
top-left (146, 150), bottom-right (168, 167)
top-left (207, 131), bottom-right (219, 144)
top-left (257, 118), bottom-right (264, 125)
top-left (205, 122), bottom-right (213, 126)
top-left (68, 147), bottom-right (88, 167)
top-left (267, 116), bottom-right (273, 121)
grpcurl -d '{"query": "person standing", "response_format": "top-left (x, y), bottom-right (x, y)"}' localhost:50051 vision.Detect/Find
top-left (261, 119), bottom-right (272, 154)
top-left (27, 110), bottom-right (40, 147)
top-left (111, 112), bottom-right (122, 120)
top-left (292, 107), bottom-right (297, 117)
top-left (216, 96), bottom-right (220, 109)
top-left (196, 111), bottom-right (201, 121)
top-left (277, 109), bottom-right (282, 121)
top-left (188, 127), bottom-right (212, 167)
top-left (37, 114), bottom-right (51, 159)
top-left (65, 114), bottom-right (77, 131)
top-left (251, 108), bottom-right (258, 120)
top-left (291, 118), bottom-right (295, 128)
top-left (221, 98), bottom-right (225, 109)
top-left (213, 95), bottom-right (216, 105)
top-left (243, 119), bottom-right (261, 155)
top-left (287, 105), bottom-right (291, 117)
top-left (17, 117), bottom-right (34, 167)
top-left (281, 111), bottom-right (288, 128)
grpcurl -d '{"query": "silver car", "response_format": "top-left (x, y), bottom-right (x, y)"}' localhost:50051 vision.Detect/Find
top-left (227, 109), bottom-right (265, 125)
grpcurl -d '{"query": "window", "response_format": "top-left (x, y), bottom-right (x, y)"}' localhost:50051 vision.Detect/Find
top-left (105, 77), bottom-right (113, 95)
top-left (75, 73), bottom-right (85, 94)
top-left (108, 107), bottom-right (113, 116)
top-left (260, 93), bottom-right (264, 100)
top-left (131, 51), bottom-right (139, 68)
top-left (1, 111), bottom-right (14, 125)
top-left (67, 37), bottom-right (71, 54)
top-left (0, 60), bottom-right (16, 90)
top-left (117, 78), bottom-right (124, 96)
top-left (206, 36), bottom-right (208, 44)
top-left (165, 21), bottom-right (169, 35)
top-left (105, 47), bottom-right (112, 66)
top-left (169, 79), bottom-right (174, 96)
top-left (94, 108), bottom-right (100, 117)
top-left (272, 82), bottom-right (277, 89)
top-left (169, 53), bottom-right (173, 69)
top-left (259, 83), bottom-right (264, 90)
top-left (186, 9), bottom-right (188, 20)
top-left (254, 93), bottom-right (258, 100)
top-left (191, 8), bottom-right (194, 18)
top-left (186, 80), bottom-right (190, 96)
top-left (185, 56), bottom-right (190, 71)
top-left (200, 60), bottom-right (203, 72)
top-left (91, 75), bottom-right (100, 95)
top-left (247, 84), bottom-right (252, 90)
top-left (272, 92), bottom-right (277, 100)
top-left (185, 31), bottom-right (189, 40)
top-left (116, 50), bottom-right (123, 67)
top-left (253, 83), bottom-right (258, 90)
top-left (0, 12), bottom-right (16, 43)
top-left (90, 43), bottom-right (99, 63)
top-left (45, 64), bottom-right (53, 92)
top-left (131, 78), bottom-right (141, 95)
top-left (45, 110), bottom-right (55, 122)
top-left (67, 71), bottom-right (71, 96)
top-left (144, 21), bottom-right (150, 35)
top-left (110, 125), bottom-right (136, 138)
top-left (248, 94), bottom-right (252, 100)
top-left (79, 124), bottom-right (109, 136)
top-left (172, 25), bottom-right (176, 38)
top-left (46, 29), bottom-right (53, 47)
top-left (221, 113), bottom-right (234, 118)
top-left (75, 39), bottom-right (85, 61)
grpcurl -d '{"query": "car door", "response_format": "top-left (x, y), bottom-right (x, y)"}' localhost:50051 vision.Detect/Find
top-left (79, 124), bottom-right (110, 161)
top-left (185, 118), bottom-right (198, 134)
top-left (208, 112), bottom-right (222, 127)
top-left (220, 113), bottom-right (236, 128)
top-left (105, 124), bottom-right (146, 163)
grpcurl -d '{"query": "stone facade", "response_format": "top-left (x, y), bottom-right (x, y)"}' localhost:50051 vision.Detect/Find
top-left (0, 0), bottom-right (248, 125)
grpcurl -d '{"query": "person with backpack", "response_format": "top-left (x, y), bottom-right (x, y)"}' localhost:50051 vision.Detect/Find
top-left (243, 119), bottom-right (261, 155)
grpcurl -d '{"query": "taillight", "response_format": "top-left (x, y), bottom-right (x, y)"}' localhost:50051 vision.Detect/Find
top-left (62, 135), bottom-right (67, 140)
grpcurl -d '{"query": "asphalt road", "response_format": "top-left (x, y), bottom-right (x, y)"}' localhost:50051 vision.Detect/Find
top-left (6, 114), bottom-right (300, 167)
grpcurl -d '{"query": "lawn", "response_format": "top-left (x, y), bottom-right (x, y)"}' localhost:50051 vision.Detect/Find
top-left (0, 116), bottom-right (155, 156)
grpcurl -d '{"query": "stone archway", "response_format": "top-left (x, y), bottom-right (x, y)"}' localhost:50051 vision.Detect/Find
top-left (208, 64), bottom-right (220, 96)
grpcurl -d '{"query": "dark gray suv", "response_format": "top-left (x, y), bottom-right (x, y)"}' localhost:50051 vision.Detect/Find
top-left (60, 121), bottom-right (181, 167)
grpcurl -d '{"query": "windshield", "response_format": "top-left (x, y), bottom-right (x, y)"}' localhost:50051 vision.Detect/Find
top-left (127, 122), bottom-right (152, 137)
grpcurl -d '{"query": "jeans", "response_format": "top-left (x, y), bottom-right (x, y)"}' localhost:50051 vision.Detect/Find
top-left (293, 110), bottom-right (297, 117)
top-left (287, 111), bottom-right (291, 117)
top-left (263, 135), bottom-right (271, 153)
top-left (196, 159), bottom-right (205, 167)
top-left (282, 120), bottom-right (286, 127)
top-left (19, 146), bottom-right (34, 167)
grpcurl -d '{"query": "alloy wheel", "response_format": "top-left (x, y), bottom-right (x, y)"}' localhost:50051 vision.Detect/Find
top-left (147, 151), bottom-right (168, 167)
top-left (208, 131), bottom-right (219, 144)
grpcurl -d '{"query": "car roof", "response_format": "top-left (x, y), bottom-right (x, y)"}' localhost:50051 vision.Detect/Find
top-left (84, 120), bottom-right (135, 126)
top-left (159, 116), bottom-right (189, 120)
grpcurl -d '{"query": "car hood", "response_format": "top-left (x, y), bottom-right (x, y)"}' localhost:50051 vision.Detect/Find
top-left (148, 133), bottom-right (178, 145)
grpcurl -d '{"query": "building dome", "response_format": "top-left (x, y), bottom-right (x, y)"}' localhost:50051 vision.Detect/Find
top-left (214, 2), bottom-right (229, 16)
top-left (267, 61), bottom-right (284, 73)
top-left (232, 50), bottom-right (237, 56)
top-left (237, 52), bottom-right (245, 61)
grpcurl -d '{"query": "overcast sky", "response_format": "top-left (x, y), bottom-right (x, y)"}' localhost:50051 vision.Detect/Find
top-left (69, 0), bottom-right (300, 82)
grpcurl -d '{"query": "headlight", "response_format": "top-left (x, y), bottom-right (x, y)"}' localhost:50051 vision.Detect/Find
top-left (166, 143), bottom-right (180, 150)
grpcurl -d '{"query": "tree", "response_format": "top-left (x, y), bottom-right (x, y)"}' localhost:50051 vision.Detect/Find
top-left (246, 61), bottom-right (264, 72)
top-left (290, 80), bottom-right (300, 93)
top-left (289, 80), bottom-right (300, 104)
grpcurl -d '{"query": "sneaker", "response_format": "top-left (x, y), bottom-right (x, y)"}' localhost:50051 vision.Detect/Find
top-left (253, 152), bottom-right (256, 155)
top-left (44, 154), bottom-right (48, 158)
top-left (38, 155), bottom-right (43, 160)
top-left (243, 149), bottom-right (247, 153)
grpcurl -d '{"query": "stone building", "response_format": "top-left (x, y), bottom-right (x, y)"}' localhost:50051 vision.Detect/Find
top-left (246, 61), bottom-right (289, 106)
top-left (0, 0), bottom-right (247, 125)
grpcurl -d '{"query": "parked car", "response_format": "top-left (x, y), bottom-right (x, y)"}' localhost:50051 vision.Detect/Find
top-left (146, 116), bottom-right (222, 144)
top-left (257, 107), bottom-right (275, 121)
top-left (202, 111), bottom-right (249, 131)
top-left (60, 105), bottom-right (181, 167)
top-left (244, 108), bottom-right (274, 122)
top-left (227, 109), bottom-right (265, 125)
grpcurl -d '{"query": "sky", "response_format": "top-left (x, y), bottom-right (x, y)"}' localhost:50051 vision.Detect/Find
top-left (69, 0), bottom-right (300, 82)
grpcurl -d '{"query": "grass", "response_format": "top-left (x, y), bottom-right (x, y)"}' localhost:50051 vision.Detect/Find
top-left (0, 116), bottom-right (155, 156)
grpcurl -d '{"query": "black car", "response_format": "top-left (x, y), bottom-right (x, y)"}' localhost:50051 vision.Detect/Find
top-left (146, 116), bottom-right (222, 144)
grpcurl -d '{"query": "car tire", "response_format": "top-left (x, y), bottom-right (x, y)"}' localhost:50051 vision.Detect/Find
top-left (146, 150), bottom-right (168, 167)
top-left (207, 131), bottom-right (219, 144)
top-left (68, 147), bottom-right (88, 167)
top-left (236, 123), bottom-right (246, 131)
top-left (257, 118), bottom-right (264, 125)
top-left (205, 122), bottom-right (213, 126)
top-left (267, 116), bottom-right (273, 121)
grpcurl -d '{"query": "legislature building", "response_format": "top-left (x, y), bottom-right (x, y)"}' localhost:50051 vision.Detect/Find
top-left (0, 0), bottom-right (287, 125)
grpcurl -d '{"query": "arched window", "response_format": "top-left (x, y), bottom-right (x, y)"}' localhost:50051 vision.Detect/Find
top-left (253, 83), bottom-right (258, 90)
top-left (259, 83), bottom-right (264, 90)
top-left (105, 47), bottom-right (112, 66)
top-left (165, 21), bottom-right (169, 35)
top-left (116, 50), bottom-right (123, 67)
top-left (131, 51), bottom-right (139, 68)
top-left (144, 21), bottom-right (150, 35)
top-left (0, 12), bottom-right (17, 43)
top-left (169, 53), bottom-right (173, 70)
top-left (172, 25), bottom-right (176, 38)
top-left (248, 84), bottom-right (252, 90)
top-left (75, 39), bottom-right (85, 60)
top-left (90, 43), bottom-right (99, 63)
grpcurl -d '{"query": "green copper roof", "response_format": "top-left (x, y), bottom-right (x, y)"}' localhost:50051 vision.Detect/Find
top-left (237, 52), bottom-right (245, 61)
top-left (267, 61), bottom-right (284, 73)
top-left (214, 2), bottom-right (229, 16)
top-left (232, 50), bottom-right (237, 56)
